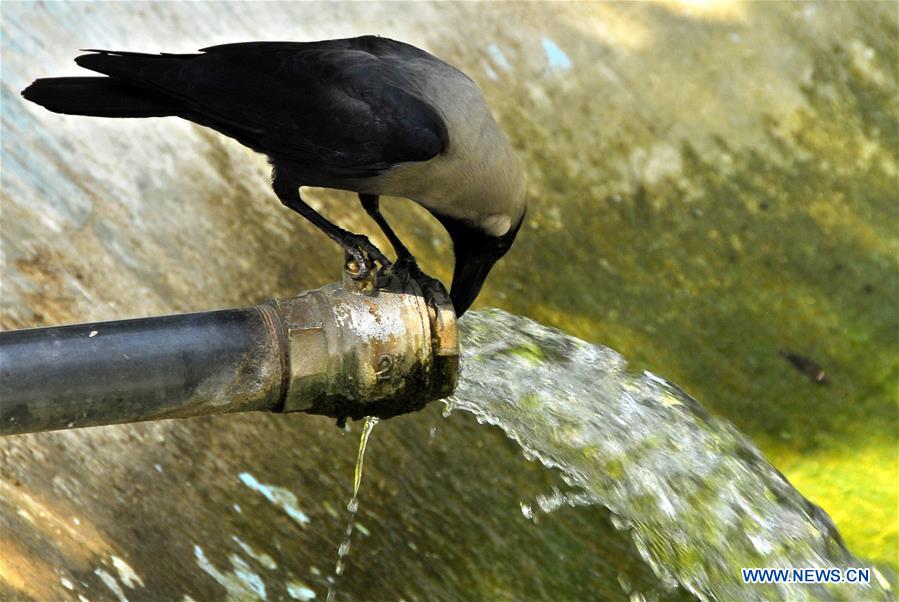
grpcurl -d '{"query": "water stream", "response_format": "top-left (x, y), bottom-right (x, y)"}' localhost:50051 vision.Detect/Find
top-left (326, 416), bottom-right (379, 602)
top-left (448, 310), bottom-right (893, 601)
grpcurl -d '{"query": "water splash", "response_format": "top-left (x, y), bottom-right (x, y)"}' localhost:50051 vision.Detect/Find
top-left (238, 472), bottom-right (310, 527)
top-left (326, 416), bottom-right (379, 602)
top-left (541, 36), bottom-right (572, 70)
top-left (193, 545), bottom-right (267, 601)
top-left (449, 310), bottom-right (892, 601)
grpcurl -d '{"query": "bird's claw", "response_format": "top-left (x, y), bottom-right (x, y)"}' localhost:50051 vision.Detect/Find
top-left (341, 233), bottom-right (391, 280)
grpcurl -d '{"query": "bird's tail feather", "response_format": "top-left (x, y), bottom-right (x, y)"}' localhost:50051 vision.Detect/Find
top-left (21, 77), bottom-right (180, 118)
top-left (74, 51), bottom-right (191, 95)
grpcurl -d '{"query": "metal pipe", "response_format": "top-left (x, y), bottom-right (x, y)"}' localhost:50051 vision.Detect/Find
top-left (0, 265), bottom-right (459, 435)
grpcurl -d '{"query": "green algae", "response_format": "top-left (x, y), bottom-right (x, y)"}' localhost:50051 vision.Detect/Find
top-left (504, 341), bottom-right (547, 365)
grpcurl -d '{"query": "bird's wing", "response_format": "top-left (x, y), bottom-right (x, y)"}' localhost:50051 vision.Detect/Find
top-left (74, 38), bottom-right (448, 178)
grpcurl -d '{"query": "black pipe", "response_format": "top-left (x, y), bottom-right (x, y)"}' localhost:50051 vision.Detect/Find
top-left (0, 306), bottom-right (286, 435)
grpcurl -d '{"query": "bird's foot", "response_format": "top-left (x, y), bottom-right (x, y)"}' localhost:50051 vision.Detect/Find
top-left (340, 233), bottom-right (391, 280)
top-left (383, 255), bottom-right (449, 313)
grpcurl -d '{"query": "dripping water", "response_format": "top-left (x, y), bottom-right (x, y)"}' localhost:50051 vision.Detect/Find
top-left (326, 416), bottom-right (379, 602)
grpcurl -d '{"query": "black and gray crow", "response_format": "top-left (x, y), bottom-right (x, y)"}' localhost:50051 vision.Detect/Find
top-left (21, 36), bottom-right (526, 316)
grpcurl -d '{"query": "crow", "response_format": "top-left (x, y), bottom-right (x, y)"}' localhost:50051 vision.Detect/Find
top-left (21, 36), bottom-right (527, 316)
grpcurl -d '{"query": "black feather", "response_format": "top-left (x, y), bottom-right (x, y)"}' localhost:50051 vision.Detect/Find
top-left (21, 77), bottom-right (179, 118)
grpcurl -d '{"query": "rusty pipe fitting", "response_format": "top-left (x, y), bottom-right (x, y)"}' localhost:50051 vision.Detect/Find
top-left (275, 262), bottom-right (458, 422)
top-left (0, 264), bottom-right (458, 436)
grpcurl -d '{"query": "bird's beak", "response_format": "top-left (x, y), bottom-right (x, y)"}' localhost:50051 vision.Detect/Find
top-left (450, 251), bottom-right (497, 317)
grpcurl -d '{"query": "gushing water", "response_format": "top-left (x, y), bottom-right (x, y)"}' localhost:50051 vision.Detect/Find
top-left (326, 416), bottom-right (379, 602)
top-left (449, 310), bottom-right (893, 601)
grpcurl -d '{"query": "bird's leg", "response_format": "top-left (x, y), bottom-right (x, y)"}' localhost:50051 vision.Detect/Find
top-left (358, 195), bottom-right (448, 311)
top-left (358, 194), bottom-right (412, 260)
top-left (273, 178), bottom-right (390, 278)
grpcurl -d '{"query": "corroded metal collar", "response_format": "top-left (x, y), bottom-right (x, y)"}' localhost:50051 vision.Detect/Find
top-left (267, 263), bottom-right (459, 421)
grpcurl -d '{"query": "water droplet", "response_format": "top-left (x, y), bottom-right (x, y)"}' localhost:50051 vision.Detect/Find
top-left (520, 503), bottom-right (534, 520)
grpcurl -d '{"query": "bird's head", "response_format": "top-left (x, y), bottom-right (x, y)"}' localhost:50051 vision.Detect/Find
top-left (435, 207), bottom-right (526, 317)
